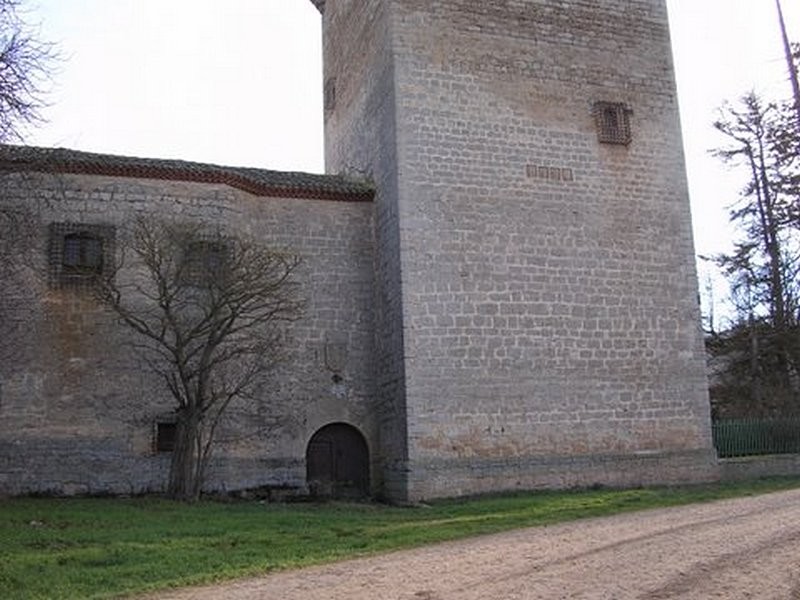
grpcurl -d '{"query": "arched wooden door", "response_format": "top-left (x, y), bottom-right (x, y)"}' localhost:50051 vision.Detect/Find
top-left (306, 423), bottom-right (369, 498)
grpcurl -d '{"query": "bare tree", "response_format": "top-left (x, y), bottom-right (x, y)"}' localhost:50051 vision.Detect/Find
top-left (96, 217), bottom-right (304, 501)
top-left (0, 0), bottom-right (57, 142)
top-left (0, 170), bottom-right (47, 369)
top-left (775, 0), bottom-right (800, 128)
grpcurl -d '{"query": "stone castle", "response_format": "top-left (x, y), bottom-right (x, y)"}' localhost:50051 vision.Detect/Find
top-left (0, 0), bottom-right (716, 502)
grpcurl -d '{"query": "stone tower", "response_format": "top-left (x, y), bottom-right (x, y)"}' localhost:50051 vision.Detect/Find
top-left (310, 0), bottom-right (715, 501)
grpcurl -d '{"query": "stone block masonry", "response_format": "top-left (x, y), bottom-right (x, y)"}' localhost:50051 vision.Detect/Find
top-left (319, 0), bottom-right (715, 501)
top-left (321, 0), bottom-right (411, 499)
top-left (1, 0), bottom-right (717, 500)
top-left (0, 168), bottom-right (377, 496)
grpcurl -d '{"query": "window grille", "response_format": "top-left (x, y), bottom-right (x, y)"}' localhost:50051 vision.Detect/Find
top-left (62, 233), bottom-right (104, 274)
top-left (181, 239), bottom-right (230, 286)
top-left (593, 101), bottom-right (632, 145)
top-left (48, 222), bottom-right (115, 288)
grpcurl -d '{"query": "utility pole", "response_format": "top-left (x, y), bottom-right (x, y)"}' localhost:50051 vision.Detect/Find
top-left (776, 0), bottom-right (800, 127)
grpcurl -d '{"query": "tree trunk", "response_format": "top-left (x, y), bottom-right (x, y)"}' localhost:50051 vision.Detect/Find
top-left (749, 314), bottom-right (762, 407)
top-left (167, 409), bottom-right (202, 501)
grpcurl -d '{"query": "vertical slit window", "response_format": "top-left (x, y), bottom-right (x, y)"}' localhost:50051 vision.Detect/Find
top-left (324, 77), bottom-right (337, 112)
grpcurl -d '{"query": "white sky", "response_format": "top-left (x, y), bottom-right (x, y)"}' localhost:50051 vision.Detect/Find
top-left (22, 1), bottom-right (800, 321)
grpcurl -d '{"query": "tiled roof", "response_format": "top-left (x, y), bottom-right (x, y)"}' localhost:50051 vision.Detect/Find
top-left (0, 144), bottom-right (374, 202)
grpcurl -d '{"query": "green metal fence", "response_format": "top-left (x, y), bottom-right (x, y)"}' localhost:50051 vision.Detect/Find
top-left (712, 417), bottom-right (800, 458)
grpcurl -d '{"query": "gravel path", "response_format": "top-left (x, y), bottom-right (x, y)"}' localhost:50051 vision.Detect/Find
top-left (149, 488), bottom-right (800, 600)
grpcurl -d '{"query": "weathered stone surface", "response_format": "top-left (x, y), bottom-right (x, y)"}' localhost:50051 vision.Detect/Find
top-left (0, 171), bottom-right (376, 496)
top-left (1, 0), bottom-right (716, 500)
top-left (321, 0), bottom-right (714, 501)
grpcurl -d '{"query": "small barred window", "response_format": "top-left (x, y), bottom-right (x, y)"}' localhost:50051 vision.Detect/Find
top-left (48, 223), bottom-right (115, 288)
top-left (593, 101), bottom-right (632, 145)
top-left (63, 233), bottom-right (104, 274)
top-left (155, 421), bottom-right (177, 453)
top-left (181, 239), bottom-right (230, 286)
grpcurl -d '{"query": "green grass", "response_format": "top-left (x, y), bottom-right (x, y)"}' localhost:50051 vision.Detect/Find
top-left (2, 478), bottom-right (800, 599)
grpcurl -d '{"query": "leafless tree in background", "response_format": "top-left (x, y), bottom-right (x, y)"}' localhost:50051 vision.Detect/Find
top-left (0, 0), bottom-right (58, 142)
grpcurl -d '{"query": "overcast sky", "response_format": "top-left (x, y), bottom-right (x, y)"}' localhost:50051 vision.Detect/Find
top-left (22, 1), bottom-right (800, 319)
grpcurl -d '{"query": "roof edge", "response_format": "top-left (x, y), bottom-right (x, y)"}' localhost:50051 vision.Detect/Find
top-left (0, 144), bottom-right (374, 203)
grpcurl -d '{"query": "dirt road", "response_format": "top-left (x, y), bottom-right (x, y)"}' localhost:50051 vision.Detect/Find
top-left (151, 488), bottom-right (800, 599)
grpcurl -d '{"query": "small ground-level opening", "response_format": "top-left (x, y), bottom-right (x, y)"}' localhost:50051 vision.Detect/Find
top-left (306, 422), bottom-right (369, 499)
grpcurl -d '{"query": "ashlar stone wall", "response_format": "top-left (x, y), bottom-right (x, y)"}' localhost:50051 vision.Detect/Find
top-left (0, 170), bottom-right (376, 496)
top-left (319, 0), bottom-right (716, 501)
top-left (321, 0), bottom-right (411, 499)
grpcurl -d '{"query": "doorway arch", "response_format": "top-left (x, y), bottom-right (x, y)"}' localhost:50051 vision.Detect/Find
top-left (306, 423), bottom-right (369, 498)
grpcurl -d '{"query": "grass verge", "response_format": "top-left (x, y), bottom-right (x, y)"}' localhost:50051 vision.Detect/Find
top-left (2, 477), bottom-right (799, 599)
